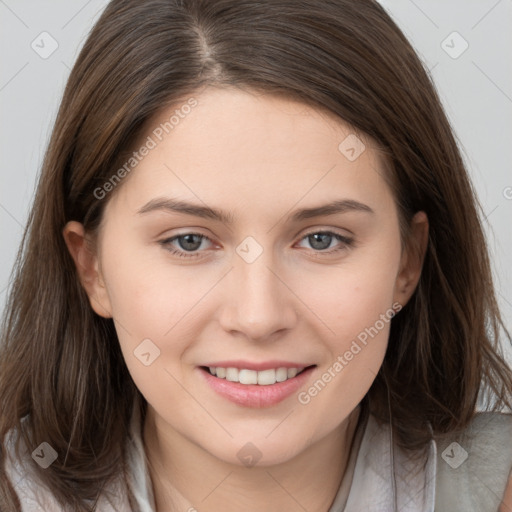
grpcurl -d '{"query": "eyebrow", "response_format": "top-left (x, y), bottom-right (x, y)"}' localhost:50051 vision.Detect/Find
top-left (136, 197), bottom-right (374, 224)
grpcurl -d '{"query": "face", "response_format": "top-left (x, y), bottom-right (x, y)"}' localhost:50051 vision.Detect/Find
top-left (65, 86), bottom-right (426, 467)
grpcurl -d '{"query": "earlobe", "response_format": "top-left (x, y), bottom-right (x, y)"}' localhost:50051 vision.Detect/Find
top-left (393, 211), bottom-right (429, 307)
top-left (62, 221), bottom-right (113, 318)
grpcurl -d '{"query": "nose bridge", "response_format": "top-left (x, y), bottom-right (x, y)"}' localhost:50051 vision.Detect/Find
top-left (219, 238), bottom-right (297, 340)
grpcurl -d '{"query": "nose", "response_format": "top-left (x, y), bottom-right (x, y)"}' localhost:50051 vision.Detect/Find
top-left (218, 249), bottom-right (298, 342)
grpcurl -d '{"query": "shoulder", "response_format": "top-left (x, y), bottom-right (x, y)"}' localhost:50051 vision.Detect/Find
top-left (2, 422), bottom-right (62, 511)
top-left (2, 421), bottom-right (131, 512)
top-left (435, 411), bottom-right (512, 511)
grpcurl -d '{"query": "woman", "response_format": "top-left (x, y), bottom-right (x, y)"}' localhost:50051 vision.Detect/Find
top-left (1, 0), bottom-right (511, 510)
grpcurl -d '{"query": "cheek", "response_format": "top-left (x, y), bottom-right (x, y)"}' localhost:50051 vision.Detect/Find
top-left (295, 267), bottom-right (396, 432)
top-left (98, 234), bottom-right (215, 393)
top-left (295, 238), bottom-right (400, 348)
top-left (100, 244), bottom-right (205, 409)
top-left (100, 232), bottom-right (211, 336)
top-left (303, 244), bottom-right (400, 417)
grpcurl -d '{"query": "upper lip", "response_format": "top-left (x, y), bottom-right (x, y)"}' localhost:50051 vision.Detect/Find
top-left (201, 360), bottom-right (314, 371)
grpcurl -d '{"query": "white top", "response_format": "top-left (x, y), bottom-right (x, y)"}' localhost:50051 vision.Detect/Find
top-left (4, 402), bottom-right (512, 511)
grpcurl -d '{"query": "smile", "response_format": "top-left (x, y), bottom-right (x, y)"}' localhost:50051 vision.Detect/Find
top-left (199, 364), bottom-right (316, 408)
top-left (206, 366), bottom-right (306, 385)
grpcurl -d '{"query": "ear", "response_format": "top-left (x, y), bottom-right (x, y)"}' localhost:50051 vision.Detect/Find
top-left (393, 211), bottom-right (429, 308)
top-left (62, 221), bottom-right (113, 318)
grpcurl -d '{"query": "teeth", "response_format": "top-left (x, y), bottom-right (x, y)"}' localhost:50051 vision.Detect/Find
top-left (226, 367), bottom-right (238, 382)
top-left (207, 366), bottom-right (305, 385)
top-left (239, 369), bottom-right (258, 385)
top-left (276, 368), bottom-right (288, 382)
top-left (287, 368), bottom-right (298, 378)
top-left (257, 369), bottom-right (275, 385)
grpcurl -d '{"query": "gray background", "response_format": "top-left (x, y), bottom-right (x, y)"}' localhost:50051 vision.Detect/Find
top-left (1, 1), bottom-right (511, 363)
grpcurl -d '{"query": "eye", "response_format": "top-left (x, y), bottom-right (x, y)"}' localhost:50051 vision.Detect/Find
top-left (159, 233), bottom-right (214, 259)
top-left (296, 230), bottom-right (354, 255)
top-left (159, 230), bottom-right (355, 260)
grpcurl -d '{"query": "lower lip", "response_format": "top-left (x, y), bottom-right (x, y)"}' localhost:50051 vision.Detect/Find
top-left (199, 366), bottom-right (316, 408)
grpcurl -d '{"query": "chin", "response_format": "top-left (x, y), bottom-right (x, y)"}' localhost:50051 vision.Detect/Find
top-left (204, 435), bottom-right (306, 469)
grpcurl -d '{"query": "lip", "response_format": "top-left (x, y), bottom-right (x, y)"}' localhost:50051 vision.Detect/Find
top-left (198, 365), bottom-right (316, 408)
top-left (202, 360), bottom-right (311, 371)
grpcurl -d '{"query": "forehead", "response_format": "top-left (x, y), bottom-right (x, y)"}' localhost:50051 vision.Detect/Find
top-left (104, 86), bottom-right (393, 221)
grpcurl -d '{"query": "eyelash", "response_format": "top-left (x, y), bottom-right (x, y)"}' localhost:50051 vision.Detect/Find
top-left (159, 230), bottom-right (355, 259)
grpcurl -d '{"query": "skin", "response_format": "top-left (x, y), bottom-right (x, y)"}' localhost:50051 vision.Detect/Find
top-left (500, 471), bottom-right (512, 512)
top-left (64, 86), bottom-right (429, 511)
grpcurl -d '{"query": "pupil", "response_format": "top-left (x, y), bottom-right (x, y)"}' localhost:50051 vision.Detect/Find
top-left (180, 234), bottom-right (202, 251)
top-left (309, 233), bottom-right (331, 250)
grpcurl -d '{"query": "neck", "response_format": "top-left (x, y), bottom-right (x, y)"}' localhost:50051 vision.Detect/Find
top-left (143, 405), bottom-right (362, 512)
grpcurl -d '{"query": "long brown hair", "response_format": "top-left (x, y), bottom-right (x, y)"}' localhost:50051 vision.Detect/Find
top-left (1, 0), bottom-right (511, 509)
